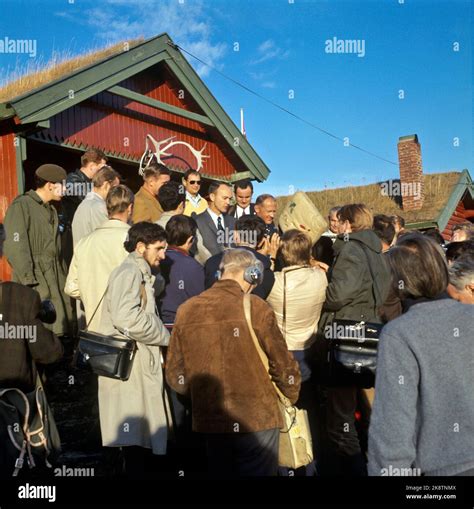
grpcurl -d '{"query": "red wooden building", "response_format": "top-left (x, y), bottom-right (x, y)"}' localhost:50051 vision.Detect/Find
top-left (0, 33), bottom-right (270, 279)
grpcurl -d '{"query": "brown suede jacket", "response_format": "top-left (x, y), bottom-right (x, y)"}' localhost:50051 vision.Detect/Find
top-left (166, 279), bottom-right (301, 433)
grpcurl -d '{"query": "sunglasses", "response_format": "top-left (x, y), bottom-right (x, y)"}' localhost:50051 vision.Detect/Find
top-left (188, 180), bottom-right (201, 185)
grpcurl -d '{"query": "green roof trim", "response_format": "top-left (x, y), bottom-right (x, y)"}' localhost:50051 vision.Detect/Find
top-left (0, 103), bottom-right (13, 118)
top-left (435, 169), bottom-right (473, 232)
top-left (4, 41), bottom-right (170, 123)
top-left (229, 171), bottom-right (253, 183)
top-left (405, 220), bottom-right (438, 230)
top-left (0, 33), bottom-right (270, 183)
top-left (15, 135), bottom-right (27, 195)
top-left (107, 85), bottom-right (215, 127)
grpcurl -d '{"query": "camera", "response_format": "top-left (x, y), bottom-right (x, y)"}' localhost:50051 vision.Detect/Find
top-left (37, 300), bottom-right (57, 324)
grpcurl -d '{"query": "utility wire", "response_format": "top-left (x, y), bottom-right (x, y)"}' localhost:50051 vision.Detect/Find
top-left (170, 41), bottom-right (398, 167)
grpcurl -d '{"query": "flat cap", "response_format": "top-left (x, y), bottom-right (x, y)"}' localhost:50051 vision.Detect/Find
top-left (35, 164), bottom-right (67, 183)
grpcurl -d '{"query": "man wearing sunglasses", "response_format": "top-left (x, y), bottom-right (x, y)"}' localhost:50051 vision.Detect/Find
top-left (182, 169), bottom-right (208, 217)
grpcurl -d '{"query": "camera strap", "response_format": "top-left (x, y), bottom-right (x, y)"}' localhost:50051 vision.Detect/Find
top-left (84, 279), bottom-right (148, 332)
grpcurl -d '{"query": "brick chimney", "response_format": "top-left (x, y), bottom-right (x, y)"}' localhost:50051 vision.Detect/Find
top-left (397, 134), bottom-right (424, 211)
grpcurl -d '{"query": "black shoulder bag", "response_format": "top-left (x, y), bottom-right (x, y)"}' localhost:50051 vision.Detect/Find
top-left (75, 282), bottom-right (147, 381)
top-left (329, 244), bottom-right (384, 388)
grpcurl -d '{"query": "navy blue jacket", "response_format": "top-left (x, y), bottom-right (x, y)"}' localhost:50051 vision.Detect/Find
top-left (204, 246), bottom-right (275, 300)
top-left (159, 248), bottom-right (205, 324)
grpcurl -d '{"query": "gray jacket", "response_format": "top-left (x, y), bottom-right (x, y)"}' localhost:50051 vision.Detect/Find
top-left (193, 210), bottom-right (235, 256)
top-left (71, 191), bottom-right (107, 246)
top-left (368, 298), bottom-right (474, 476)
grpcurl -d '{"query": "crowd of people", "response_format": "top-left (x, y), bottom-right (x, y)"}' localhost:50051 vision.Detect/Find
top-left (0, 147), bottom-right (473, 478)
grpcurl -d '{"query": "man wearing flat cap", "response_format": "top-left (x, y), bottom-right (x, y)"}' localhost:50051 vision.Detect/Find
top-left (3, 164), bottom-right (74, 336)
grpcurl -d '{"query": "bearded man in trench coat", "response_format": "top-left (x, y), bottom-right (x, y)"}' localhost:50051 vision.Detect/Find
top-left (96, 222), bottom-right (170, 458)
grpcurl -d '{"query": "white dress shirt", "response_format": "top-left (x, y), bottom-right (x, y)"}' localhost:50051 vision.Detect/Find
top-left (186, 191), bottom-right (203, 207)
top-left (235, 205), bottom-right (251, 219)
top-left (207, 207), bottom-right (224, 230)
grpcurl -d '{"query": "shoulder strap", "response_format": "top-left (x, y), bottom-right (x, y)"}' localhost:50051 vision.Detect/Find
top-left (0, 386), bottom-right (35, 475)
top-left (140, 281), bottom-right (147, 309)
top-left (243, 294), bottom-right (291, 407)
top-left (85, 279), bottom-right (148, 332)
top-left (84, 287), bottom-right (108, 332)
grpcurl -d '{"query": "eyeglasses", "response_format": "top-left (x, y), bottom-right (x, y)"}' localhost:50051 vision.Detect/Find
top-left (188, 180), bottom-right (201, 185)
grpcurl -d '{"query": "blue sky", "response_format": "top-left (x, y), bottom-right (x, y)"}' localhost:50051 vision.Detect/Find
top-left (1, 0), bottom-right (472, 197)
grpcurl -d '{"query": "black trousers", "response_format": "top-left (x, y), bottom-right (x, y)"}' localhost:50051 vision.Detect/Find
top-left (325, 385), bottom-right (369, 476)
top-left (205, 428), bottom-right (279, 477)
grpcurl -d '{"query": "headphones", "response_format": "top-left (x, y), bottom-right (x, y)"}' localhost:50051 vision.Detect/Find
top-left (244, 261), bottom-right (264, 286)
top-left (216, 259), bottom-right (264, 286)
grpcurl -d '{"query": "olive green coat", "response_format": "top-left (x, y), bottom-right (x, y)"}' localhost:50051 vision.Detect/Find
top-left (313, 230), bottom-right (391, 380)
top-left (323, 229), bottom-right (390, 323)
top-left (3, 190), bottom-right (74, 336)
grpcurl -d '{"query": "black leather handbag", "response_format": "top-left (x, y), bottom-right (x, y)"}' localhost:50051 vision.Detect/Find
top-left (330, 319), bottom-right (382, 376)
top-left (328, 243), bottom-right (385, 387)
top-left (76, 331), bottom-right (137, 381)
top-left (75, 282), bottom-right (146, 381)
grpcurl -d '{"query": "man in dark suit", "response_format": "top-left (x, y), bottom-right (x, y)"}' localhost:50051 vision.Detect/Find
top-left (193, 182), bottom-right (236, 256)
top-left (204, 215), bottom-right (275, 299)
top-left (227, 179), bottom-right (256, 219)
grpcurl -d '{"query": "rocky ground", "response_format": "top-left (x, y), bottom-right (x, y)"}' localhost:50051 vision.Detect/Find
top-left (43, 337), bottom-right (107, 477)
top-left (43, 337), bottom-right (206, 479)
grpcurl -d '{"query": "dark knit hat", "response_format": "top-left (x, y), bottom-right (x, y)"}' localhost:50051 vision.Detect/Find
top-left (35, 164), bottom-right (67, 183)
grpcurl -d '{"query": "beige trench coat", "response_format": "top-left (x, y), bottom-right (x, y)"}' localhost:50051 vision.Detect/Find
top-left (64, 219), bottom-right (130, 332)
top-left (95, 252), bottom-right (170, 454)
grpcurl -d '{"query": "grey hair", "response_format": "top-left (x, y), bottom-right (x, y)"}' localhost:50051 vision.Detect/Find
top-left (255, 194), bottom-right (276, 205)
top-left (449, 255), bottom-right (474, 291)
top-left (219, 248), bottom-right (259, 276)
top-left (329, 206), bottom-right (342, 216)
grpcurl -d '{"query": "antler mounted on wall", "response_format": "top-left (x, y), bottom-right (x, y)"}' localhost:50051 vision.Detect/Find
top-left (139, 134), bottom-right (210, 176)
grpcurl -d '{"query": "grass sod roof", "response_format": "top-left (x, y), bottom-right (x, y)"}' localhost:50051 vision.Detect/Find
top-left (275, 172), bottom-right (463, 228)
top-left (0, 39), bottom-right (145, 103)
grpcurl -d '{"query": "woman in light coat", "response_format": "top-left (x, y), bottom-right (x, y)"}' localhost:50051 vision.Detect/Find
top-left (267, 229), bottom-right (327, 475)
top-left (95, 222), bottom-right (170, 468)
